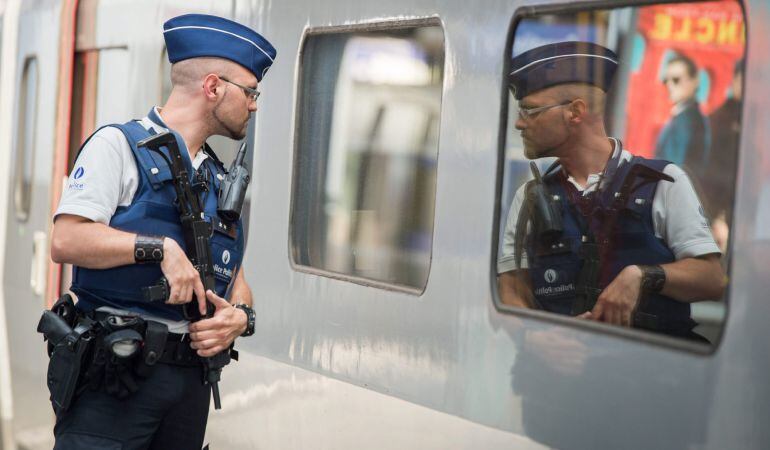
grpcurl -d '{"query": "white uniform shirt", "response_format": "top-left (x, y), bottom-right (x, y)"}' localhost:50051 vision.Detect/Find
top-left (55, 107), bottom-right (209, 332)
top-left (497, 141), bottom-right (720, 274)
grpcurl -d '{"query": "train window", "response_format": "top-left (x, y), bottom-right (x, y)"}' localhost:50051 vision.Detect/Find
top-left (496, 1), bottom-right (744, 346)
top-left (14, 57), bottom-right (39, 222)
top-left (290, 23), bottom-right (445, 291)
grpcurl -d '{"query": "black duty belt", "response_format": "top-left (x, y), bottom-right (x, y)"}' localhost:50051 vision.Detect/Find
top-left (89, 311), bottom-right (202, 367)
top-left (159, 334), bottom-right (203, 366)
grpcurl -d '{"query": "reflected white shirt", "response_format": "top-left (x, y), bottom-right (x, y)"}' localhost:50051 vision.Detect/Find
top-left (497, 143), bottom-right (720, 273)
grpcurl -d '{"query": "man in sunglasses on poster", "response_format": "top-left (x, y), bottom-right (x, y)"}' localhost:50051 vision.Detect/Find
top-left (497, 41), bottom-right (724, 341)
top-left (655, 53), bottom-right (710, 179)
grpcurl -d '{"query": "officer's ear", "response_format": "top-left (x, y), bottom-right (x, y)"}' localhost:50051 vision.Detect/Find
top-left (202, 74), bottom-right (220, 100)
top-left (566, 99), bottom-right (587, 124)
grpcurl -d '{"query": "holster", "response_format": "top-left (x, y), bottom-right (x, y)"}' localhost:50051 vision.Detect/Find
top-left (37, 297), bottom-right (96, 416)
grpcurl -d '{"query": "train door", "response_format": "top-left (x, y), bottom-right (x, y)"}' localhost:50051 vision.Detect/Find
top-left (2, 0), bottom-right (67, 446)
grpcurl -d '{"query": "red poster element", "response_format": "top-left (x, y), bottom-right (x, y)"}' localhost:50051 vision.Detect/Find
top-left (624, 0), bottom-right (744, 157)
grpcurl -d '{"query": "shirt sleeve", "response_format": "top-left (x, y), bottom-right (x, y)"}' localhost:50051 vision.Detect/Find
top-left (54, 127), bottom-right (133, 224)
top-left (498, 184), bottom-right (529, 273)
top-left (652, 164), bottom-right (721, 259)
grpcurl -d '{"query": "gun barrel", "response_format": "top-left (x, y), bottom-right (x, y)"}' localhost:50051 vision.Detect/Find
top-left (233, 142), bottom-right (247, 167)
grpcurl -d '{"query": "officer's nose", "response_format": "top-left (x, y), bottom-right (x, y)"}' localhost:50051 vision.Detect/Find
top-left (514, 113), bottom-right (527, 131)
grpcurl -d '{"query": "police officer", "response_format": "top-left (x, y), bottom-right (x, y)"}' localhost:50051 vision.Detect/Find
top-left (497, 42), bottom-right (724, 340)
top-left (49, 14), bottom-right (275, 448)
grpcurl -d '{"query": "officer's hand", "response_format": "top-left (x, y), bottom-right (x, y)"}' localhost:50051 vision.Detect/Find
top-left (160, 238), bottom-right (207, 315)
top-left (591, 265), bottom-right (643, 327)
top-left (188, 290), bottom-right (248, 357)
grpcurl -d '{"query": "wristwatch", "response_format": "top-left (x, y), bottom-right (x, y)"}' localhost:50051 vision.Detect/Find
top-left (235, 304), bottom-right (256, 337)
top-left (639, 265), bottom-right (666, 293)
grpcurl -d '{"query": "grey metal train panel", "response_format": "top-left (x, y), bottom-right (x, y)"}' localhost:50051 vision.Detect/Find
top-left (239, 0), bottom-right (769, 448)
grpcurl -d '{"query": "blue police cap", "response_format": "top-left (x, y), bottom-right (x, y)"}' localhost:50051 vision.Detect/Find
top-left (163, 14), bottom-right (277, 81)
top-left (509, 41), bottom-right (618, 100)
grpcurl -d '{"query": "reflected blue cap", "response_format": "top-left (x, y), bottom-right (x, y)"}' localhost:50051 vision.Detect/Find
top-left (509, 41), bottom-right (617, 100)
top-left (163, 14), bottom-right (277, 81)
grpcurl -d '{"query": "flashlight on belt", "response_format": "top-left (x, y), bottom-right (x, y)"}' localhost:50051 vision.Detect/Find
top-left (217, 142), bottom-right (251, 222)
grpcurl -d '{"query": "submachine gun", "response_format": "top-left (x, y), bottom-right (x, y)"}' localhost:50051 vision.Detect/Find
top-left (514, 162), bottom-right (564, 271)
top-left (137, 131), bottom-right (233, 410)
top-left (570, 163), bottom-right (674, 318)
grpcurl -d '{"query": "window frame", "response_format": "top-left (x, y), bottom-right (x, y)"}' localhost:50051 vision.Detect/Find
top-left (14, 55), bottom-right (40, 222)
top-left (288, 17), bottom-right (446, 295)
top-left (491, 0), bottom-right (746, 355)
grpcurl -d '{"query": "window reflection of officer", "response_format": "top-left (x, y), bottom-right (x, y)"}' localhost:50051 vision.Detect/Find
top-left (50, 14), bottom-right (274, 448)
top-left (497, 42), bottom-right (724, 340)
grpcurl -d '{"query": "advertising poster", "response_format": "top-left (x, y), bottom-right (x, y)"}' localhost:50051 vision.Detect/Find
top-left (624, 0), bottom-right (744, 242)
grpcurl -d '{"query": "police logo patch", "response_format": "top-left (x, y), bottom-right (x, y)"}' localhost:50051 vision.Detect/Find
top-left (222, 250), bottom-right (231, 265)
top-left (544, 269), bottom-right (558, 284)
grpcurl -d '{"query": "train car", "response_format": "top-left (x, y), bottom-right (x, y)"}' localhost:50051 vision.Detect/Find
top-left (0, 0), bottom-right (768, 448)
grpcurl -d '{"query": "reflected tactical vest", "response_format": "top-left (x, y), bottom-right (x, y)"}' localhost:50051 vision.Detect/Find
top-left (526, 156), bottom-right (696, 336)
top-left (71, 119), bottom-right (244, 321)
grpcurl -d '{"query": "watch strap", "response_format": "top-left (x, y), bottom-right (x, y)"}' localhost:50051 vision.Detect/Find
top-left (639, 264), bottom-right (666, 293)
top-left (235, 304), bottom-right (256, 337)
top-left (135, 235), bottom-right (165, 264)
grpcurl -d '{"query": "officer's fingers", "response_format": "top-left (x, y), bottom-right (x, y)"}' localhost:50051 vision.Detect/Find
top-left (608, 308), bottom-right (621, 325)
top-left (166, 282), bottom-right (181, 305)
top-left (621, 310), bottom-right (632, 327)
top-left (179, 284), bottom-right (192, 304)
top-left (591, 301), bottom-right (605, 320)
top-left (602, 301), bottom-right (619, 324)
top-left (189, 329), bottom-right (218, 342)
top-left (576, 311), bottom-right (594, 320)
top-left (206, 290), bottom-right (231, 311)
top-left (197, 346), bottom-right (226, 358)
top-left (192, 279), bottom-right (207, 316)
top-left (191, 337), bottom-right (227, 354)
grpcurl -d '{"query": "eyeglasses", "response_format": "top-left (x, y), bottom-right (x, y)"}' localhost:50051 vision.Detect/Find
top-left (517, 100), bottom-right (573, 121)
top-left (219, 76), bottom-right (260, 102)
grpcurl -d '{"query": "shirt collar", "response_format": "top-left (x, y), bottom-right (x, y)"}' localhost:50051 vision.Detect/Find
top-left (142, 106), bottom-right (209, 169)
top-left (147, 106), bottom-right (169, 130)
top-left (563, 137), bottom-right (627, 194)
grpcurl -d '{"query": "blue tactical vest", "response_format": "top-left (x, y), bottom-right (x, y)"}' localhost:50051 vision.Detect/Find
top-left (70, 116), bottom-right (244, 321)
top-left (526, 155), bottom-right (696, 335)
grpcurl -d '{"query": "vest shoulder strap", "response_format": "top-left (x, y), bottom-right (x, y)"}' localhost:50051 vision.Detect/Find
top-left (603, 156), bottom-right (673, 207)
top-left (71, 123), bottom-right (128, 165)
top-left (110, 121), bottom-right (173, 190)
top-left (202, 143), bottom-right (227, 174)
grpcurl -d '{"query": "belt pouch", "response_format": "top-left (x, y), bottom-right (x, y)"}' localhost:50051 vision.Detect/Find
top-left (135, 321), bottom-right (168, 377)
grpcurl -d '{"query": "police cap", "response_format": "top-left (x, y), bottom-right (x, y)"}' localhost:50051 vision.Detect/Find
top-left (163, 14), bottom-right (277, 81)
top-left (509, 41), bottom-right (618, 100)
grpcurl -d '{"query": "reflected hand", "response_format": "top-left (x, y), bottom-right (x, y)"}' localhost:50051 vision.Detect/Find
top-left (188, 290), bottom-right (248, 357)
top-left (590, 265), bottom-right (642, 327)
